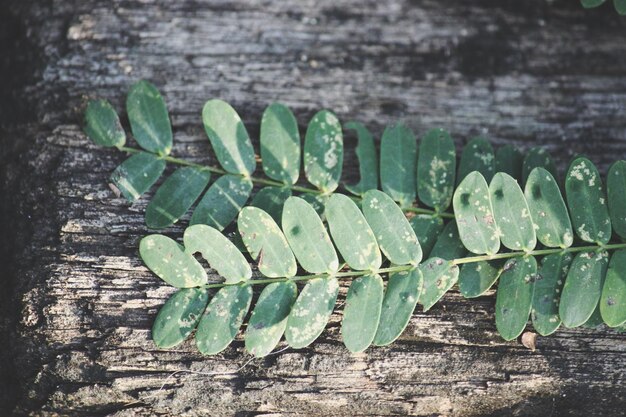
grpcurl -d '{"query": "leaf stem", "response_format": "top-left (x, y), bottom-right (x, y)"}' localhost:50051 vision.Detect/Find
top-left (117, 146), bottom-right (454, 217)
top-left (200, 242), bottom-right (626, 290)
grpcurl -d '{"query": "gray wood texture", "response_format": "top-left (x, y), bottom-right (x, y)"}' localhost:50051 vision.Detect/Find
top-left (1, 0), bottom-right (626, 415)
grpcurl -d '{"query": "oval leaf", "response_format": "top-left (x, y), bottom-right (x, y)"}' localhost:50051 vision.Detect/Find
top-left (531, 253), bottom-right (573, 336)
top-left (363, 190), bottom-right (422, 265)
top-left (560, 251), bottom-right (609, 328)
top-left (303, 110), bottom-right (343, 193)
top-left (409, 215), bottom-right (445, 259)
top-left (145, 167), bottom-right (211, 229)
top-left (489, 172), bottom-right (536, 251)
top-left (457, 137), bottom-right (495, 184)
top-left (152, 288), bottom-right (209, 348)
top-left (190, 175), bottom-right (252, 230)
top-left (600, 249), bottom-right (626, 327)
top-left (495, 144), bottom-right (523, 181)
top-left (139, 234), bottom-right (207, 287)
top-left (249, 186), bottom-right (292, 225)
top-left (453, 171), bottom-right (500, 255)
top-left (260, 103), bottom-right (300, 184)
top-left (380, 124), bottom-right (417, 207)
top-left (344, 122), bottom-right (378, 195)
top-left (196, 285), bottom-right (253, 355)
top-left (126, 80), bottom-right (172, 155)
top-left (525, 167), bottom-right (573, 248)
top-left (429, 221), bottom-right (467, 260)
top-left (522, 147), bottom-right (558, 185)
top-left (245, 281), bottom-right (297, 357)
top-left (565, 157), bottom-right (611, 244)
top-left (419, 257), bottom-right (460, 311)
top-left (285, 277), bottom-right (339, 348)
top-left (495, 256), bottom-right (537, 341)
top-left (183, 224), bottom-right (251, 283)
top-left (299, 193), bottom-right (328, 218)
top-left (341, 274), bottom-right (384, 353)
top-left (458, 260), bottom-right (504, 298)
top-left (282, 197), bottom-right (339, 274)
top-left (110, 152), bottom-right (166, 202)
top-left (326, 194), bottom-right (381, 271)
top-left (417, 128), bottom-right (456, 211)
top-left (202, 99), bottom-right (256, 176)
top-left (607, 161), bottom-right (626, 240)
top-left (84, 99), bottom-right (126, 148)
top-left (238, 207), bottom-right (297, 278)
top-left (374, 268), bottom-right (422, 346)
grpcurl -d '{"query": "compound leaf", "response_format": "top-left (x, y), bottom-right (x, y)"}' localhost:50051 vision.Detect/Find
top-left (84, 99), bottom-right (126, 148)
top-left (260, 103), bottom-right (300, 184)
top-left (459, 260), bottom-right (504, 298)
top-left (531, 253), bottom-right (573, 336)
top-left (249, 186), bottom-right (292, 225)
top-left (111, 152), bottom-right (165, 202)
top-left (303, 110), bottom-right (343, 193)
top-left (196, 285), bottom-right (253, 355)
top-left (238, 207), bottom-right (297, 278)
top-left (363, 190), bottom-right (422, 265)
top-left (145, 167), bottom-right (211, 229)
top-left (600, 249), bottom-right (626, 327)
top-left (126, 80), bottom-right (172, 155)
top-left (202, 99), bottom-right (256, 176)
top-left (282, 197), bottom-right (339, 274)
top-left (183, 224), bottom-right (251, 283)
top-left (522, 147), bottom-right (558, 185)
top-left (326, 194), bottom-right (381, 271)
top-left (495, 256), bottom-right (537, 341)
top-left (380, 124), bottom-right (417, 207)
top-left (152, 288), bottom-right (209, 348)
top-left (419, 257), bottom-right (460, 311)
top-left (139, 234), bottom-right (207, 287)
top-left (341, 274), bottom-right (384, 353)
top-left (190, 175), bottom-right (253, 230)
top-left (429, 221), bottom-right (467, 260)
top-left (495, 144), bottom-right (523, 181)
top-left (285, 277), bottom-right (339, 348)
top-left (417, 128), bottom-right (456, 211)
top-left (457, 137), bottom-right (495, 184)
top-left (607, 161), bottom-right (626, 240)
top-left (344, 122), bottom-right (378, 195)
top-left (409, 215), bottom-right (445, 259)
top-left (245, 281), bottom-right (297, 357)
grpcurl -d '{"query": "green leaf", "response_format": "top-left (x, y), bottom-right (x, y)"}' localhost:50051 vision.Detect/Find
top-left (495, 145), bottom-right (523, 181)
top-left (489, 172), bottom-right (536, 251)
top-left (607, 161), bottom-right (626, 240)
top-left (531, 253), bottom-right (573, 336)
top-left (260, 103), bottom-right (300, 184)
top-left (341, 274), bottom-right (384, 353)
top-left (600, 249), bottom-right (626, 327)
top-left (409, 215), bottom-right (444, 259)
top-left (419, 257), bottom-right (460, 311)
top-left (429, 220), bottom-right (467, 260)
top-left (326, 194), bottom-right (381, 271)
top-left (110, 152), bottom-right (165, 202)
top-left (457, 137), bottom-right (495, 184)
top-left (282, 197), bottom-right (339, 274)
top-left (249, 186), bottom-right (292, 225)
top-left (84, 99), bottom-right (126, 148)
top-left (495, 256), bottom-right (537, 341)
top-left (238, 207), bottom-right (297, 278)
top-left (139, 234), bottom-right (207, 287)
top-left (373, 268), bottom-right (422, 346)
top-left (522, 147), bottom-right (558, 186)
top-left (582, 304), bottom-right (604, 328)
top-left (581, 0), bottom-right (606, 7)
top-left (560, 251), bottom-right (609, 328)
top-left (524, 167), bottom-right (573, 248)
top-left (183, 224), bottom-right (251, 283)
top-left (458, 260), bottom-right (504, 298)
top-left (417, 128), bottom-right (456, 211)
top-left (363, 190), bottom-right (422, 265)
top-left (202, 99), bottom-right (256, 176)
top-left (152, 288), bottom-right (209, 348)
top-left (299, 193), bottom-right (328, 217)
top-left (196, 285), bottom-right (253, 355)
top-left (453, 172), bottom-right (500, 255)
top-left (565, 157), bottom-right (611, 244)
top-left (380, 124), bottom-right (417, 207)
top-left (245, 281), bottom-right (297, 357)
top-left (303, 110), bottom-right (343, 193)
top-left (190, 175), bottom-right (252, 230)
top-left (344, 122), bottom-right (378, 195)
top-left (145, 167), bottom-right (211, 229)
top-left (285, 277), bottom-right (339, 348)
top-left (615, 0), bottom-right (626, 15)
top-left (126, 80), bottom-right (172, 155)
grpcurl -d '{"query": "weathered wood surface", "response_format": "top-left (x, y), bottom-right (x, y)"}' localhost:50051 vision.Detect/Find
top-left (2, 0), bottom-right (626, 415)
